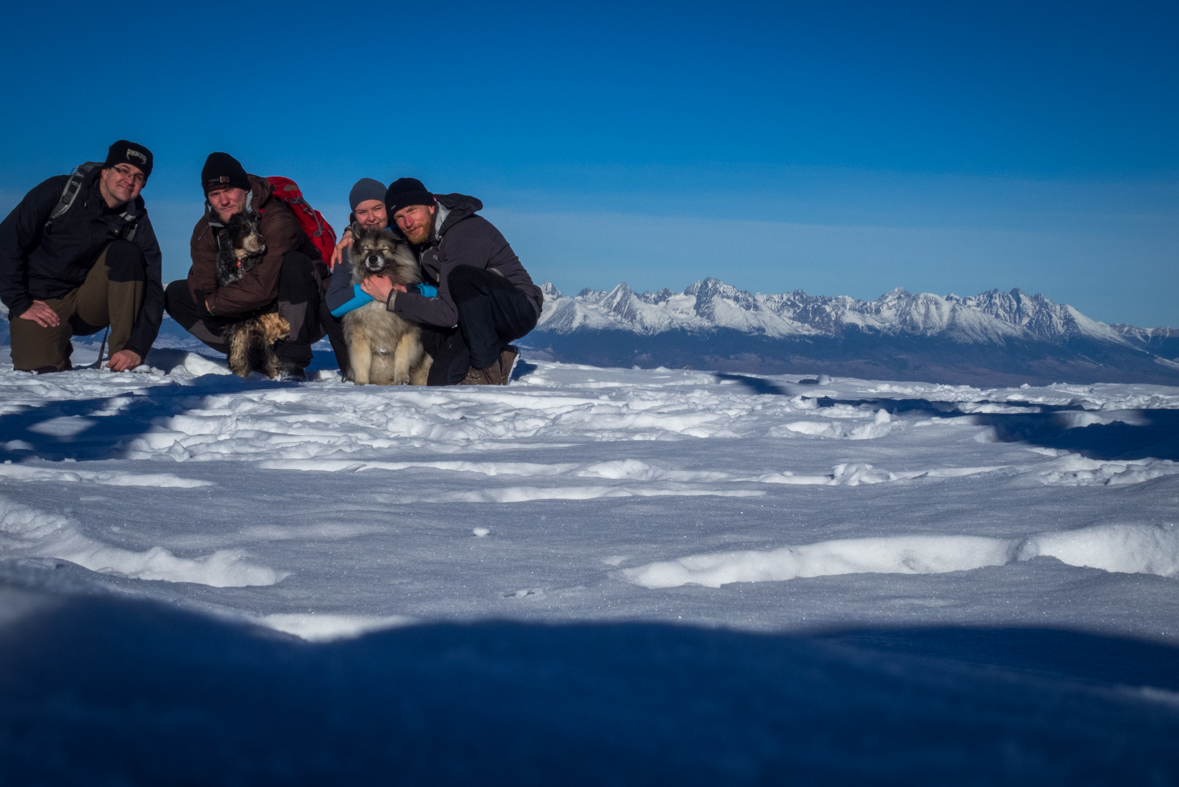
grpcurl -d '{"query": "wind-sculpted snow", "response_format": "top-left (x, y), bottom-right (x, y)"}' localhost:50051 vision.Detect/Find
top-left (623, 523), bottom-right (1179, 588)
top-left (2, 347), bottom-right (1179, 782)
top-left (0, 496), bottom-right (281, 587)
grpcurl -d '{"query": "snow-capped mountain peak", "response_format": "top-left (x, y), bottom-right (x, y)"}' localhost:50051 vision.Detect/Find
top-left (537, 279), bottom-right (1145, 346)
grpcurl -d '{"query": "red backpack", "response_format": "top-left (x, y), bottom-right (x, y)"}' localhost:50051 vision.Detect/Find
top-left (266, 176), bottom-right (337, 264)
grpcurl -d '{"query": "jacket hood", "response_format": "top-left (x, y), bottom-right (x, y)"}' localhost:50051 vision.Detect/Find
top-left (435, 193), bottom-right (483, 237)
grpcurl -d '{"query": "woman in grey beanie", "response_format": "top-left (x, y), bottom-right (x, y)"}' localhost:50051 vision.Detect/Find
top-left (348, 178), bottom-right (387, 213)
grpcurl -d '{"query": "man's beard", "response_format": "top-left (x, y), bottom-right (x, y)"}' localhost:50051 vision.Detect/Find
top-left (405, 221), bottom-right (432, 245)
top-left (215, 204), bottom-right (246, 224)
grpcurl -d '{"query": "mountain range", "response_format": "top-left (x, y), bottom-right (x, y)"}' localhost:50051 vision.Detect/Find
top-left (529, 279), bottom-right (1179, 386)
top-left (3, 280), bottom-right (1177, 386)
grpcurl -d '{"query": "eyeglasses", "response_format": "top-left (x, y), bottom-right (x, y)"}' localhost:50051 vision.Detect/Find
top-left (113, 165), bottom-right (146, 186)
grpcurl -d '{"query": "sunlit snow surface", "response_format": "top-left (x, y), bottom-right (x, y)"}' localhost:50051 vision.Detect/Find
top-left (2, 345), bottom-right (1178, 783)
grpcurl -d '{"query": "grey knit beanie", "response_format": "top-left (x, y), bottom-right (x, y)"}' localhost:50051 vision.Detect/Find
top-left (349, 178), bottom-right (387, 212)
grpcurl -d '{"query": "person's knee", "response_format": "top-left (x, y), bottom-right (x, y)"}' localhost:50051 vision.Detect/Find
top-left (164, 280), bottom-right (188, 313)
top-left (279, 252), bottom-right (319, 299)
top-left (103, 240), bottom-right (147, 282)
top-left (164, 279), bottom-right (203, 329)
top-left (281, 251), bottom-right (316, 278)
top-left (447, 265), bottom-right (486, 302)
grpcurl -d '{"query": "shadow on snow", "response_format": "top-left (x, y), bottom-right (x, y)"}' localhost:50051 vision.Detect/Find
top-left (0, 361), bottom-right (302, 464)
top-left (712, 372), bottom-right (1179, 462)
top-left (1, 591), bottom-right (1178, 784)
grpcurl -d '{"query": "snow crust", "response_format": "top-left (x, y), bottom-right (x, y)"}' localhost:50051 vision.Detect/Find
top-left (624, 523), bottom-right (1179, 588)
top-left (1, 344), bottom-right (1178, 782)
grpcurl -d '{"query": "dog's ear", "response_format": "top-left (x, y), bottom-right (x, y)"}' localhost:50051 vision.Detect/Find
top-left (351, 221), bottom-right (365, 238)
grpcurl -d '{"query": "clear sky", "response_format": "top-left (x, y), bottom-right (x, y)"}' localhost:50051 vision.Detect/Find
top-left (1, 1), bottom-right (1176, 327)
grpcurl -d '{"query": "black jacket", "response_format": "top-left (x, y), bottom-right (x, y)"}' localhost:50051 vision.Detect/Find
top-left (391, 194), bottom-right (543, 328)
top-left (0, 168), bottom-right (165, 357)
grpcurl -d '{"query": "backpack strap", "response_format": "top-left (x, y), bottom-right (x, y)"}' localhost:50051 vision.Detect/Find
top-left (117, 205), bottom-right (140, 242)
top-left (45, 161), bottom-right (140, 241)
top-left (45, 162), bottom-right (101, 229)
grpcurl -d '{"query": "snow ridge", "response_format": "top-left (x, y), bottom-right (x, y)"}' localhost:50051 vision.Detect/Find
top-left (537, 279), bottom-right (1152, 346)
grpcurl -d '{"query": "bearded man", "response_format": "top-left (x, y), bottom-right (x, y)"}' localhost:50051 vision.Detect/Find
top-left (357, 178), bottom-right (543, 385)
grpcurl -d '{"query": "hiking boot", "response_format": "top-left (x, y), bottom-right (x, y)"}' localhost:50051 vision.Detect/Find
top-left (276, 361), bottom-right (308, 382)
top-left (459, 364), bottom-right (501, 385)
top-left (498, 345), bottom-right (519, 385)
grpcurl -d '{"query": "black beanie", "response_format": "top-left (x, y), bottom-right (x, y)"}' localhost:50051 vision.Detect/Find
top-left (104, 140), bottom-right (153, 180)
top-left (201, 152), bottom-right (251, 195)
top-left (385, 177), bottom-right (436, 215)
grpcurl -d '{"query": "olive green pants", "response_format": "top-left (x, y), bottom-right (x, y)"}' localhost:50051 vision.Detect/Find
top-left (9, 243), bottom-right (145, 373)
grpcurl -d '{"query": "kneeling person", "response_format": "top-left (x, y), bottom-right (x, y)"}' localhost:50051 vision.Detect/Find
top-left (360, 178), bottom-right (544, 385)
top-left (165, 153), bottom-right (326, 380)
top-left (0, 140), bottom-right (163, 372)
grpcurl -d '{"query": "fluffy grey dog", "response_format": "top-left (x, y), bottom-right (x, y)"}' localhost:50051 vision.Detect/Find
top-left (344, 225), bottom-right (432, 385)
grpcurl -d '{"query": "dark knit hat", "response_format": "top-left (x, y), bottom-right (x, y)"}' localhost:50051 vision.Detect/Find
top-left (349, 178), bottom-right (388, 212)
top-left (104, 140), bottom-right (153, 180)
top-left (201, 152), bottom-right (251, 195)
top-left (385, 177), bottom-right (436, 215)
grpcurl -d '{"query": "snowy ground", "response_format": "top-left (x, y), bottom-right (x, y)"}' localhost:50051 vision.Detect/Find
top-left (2, 343), bottom-right (1178, 783)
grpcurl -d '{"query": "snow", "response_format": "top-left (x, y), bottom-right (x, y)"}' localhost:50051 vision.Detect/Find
top-left (2, 343), bottom-right (1178, 782)
top-left (623, 523), bottom-right (1179, 589)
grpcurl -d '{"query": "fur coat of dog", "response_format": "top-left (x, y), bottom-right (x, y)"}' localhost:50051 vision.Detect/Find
top-left (344, 225), bottom-right (432, 385)
top-left (215, 212), bottom-right (291, 379)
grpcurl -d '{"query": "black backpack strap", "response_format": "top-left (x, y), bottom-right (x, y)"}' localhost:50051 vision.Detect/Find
top-left (117, 205), bottom-right (140, 242)
top-left (45, 162), bottom-right (101, 230)
top-left (45, 162), bottom-right (141, 242)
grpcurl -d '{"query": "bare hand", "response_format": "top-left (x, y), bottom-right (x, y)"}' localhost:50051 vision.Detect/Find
top-left (360, 275), bottom-right (394, 303)
top-left (19, 300), bottom-right (59, 328)
top-left (106, 349), bottom-right (143, 372)
top-left (330, 229), bottom-right (354, 269)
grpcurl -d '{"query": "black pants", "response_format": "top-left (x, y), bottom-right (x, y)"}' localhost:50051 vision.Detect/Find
top-left (425, 265), bottom-right (538, 385)
top-left (164, 252), bottom-right (323, 368)
top-left (319, 305), bottom-right (349, 373)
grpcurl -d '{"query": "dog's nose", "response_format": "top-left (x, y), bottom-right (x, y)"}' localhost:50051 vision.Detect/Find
top-left (366, 255), bottom-right (382, 269)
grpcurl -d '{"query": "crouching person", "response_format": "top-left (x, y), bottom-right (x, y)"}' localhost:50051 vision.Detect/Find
top-left (165, 153), bottom-right (325, 380)
top-left (0, 140), bottom-right (163, 372)
top-left (320, 177), bottom-right (393, 374)
top-left (359, 178), bottom-right (544, 385)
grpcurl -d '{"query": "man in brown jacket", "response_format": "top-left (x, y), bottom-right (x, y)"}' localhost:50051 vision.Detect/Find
top-left (164, 153), bottom-right (326, 379)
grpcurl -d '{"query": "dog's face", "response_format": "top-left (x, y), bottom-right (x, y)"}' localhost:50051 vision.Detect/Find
top-left (225, 212), bottom-right (266, 260)
top-left (351, 224), bottom-right (419, 286)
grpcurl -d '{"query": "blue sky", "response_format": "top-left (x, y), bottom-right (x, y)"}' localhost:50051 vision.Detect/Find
top-left (1, 1), bottom-right (1176, 327)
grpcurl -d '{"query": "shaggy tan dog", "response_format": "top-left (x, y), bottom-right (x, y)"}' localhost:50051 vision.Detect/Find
top-left (344, 225), bottom-right (432, 385)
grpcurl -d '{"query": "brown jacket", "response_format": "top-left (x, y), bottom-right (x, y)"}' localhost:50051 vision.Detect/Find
top-left (187, 175), bottom-right (321, 318)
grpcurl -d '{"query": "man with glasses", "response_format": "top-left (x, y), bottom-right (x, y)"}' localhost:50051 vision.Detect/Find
top-left (0, 140), bottom-right (164, 372)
